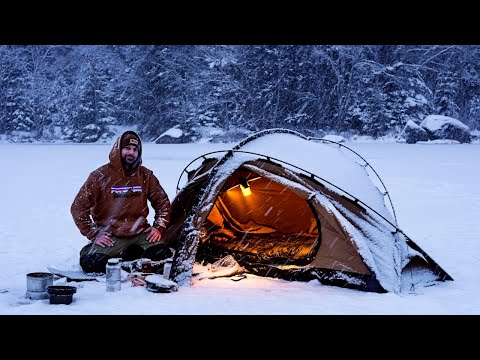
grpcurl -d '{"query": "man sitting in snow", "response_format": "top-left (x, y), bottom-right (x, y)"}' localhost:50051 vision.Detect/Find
top-left (71, 130), bottom-right (173, 274)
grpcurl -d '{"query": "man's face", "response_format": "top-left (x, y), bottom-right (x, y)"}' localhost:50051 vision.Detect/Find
top-left (121, 144), bottom-right (139, 164)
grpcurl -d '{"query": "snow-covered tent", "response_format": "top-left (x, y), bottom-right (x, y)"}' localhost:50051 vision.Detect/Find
top-left (164, 129), bottom-right (452, 293)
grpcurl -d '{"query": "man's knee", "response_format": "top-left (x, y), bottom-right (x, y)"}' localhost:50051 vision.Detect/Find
top-left (80, 253), bottom-right (110, 273)
top-left (79, 243), bottom-right (93, 257)
top-left (143, 244), bottom-right (174, 261)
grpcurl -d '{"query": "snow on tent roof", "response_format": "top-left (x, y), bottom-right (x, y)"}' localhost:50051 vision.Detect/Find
top-left (236, 132), bottom-right (392, 221)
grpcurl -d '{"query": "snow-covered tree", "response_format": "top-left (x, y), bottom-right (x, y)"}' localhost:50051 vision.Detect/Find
top-left (434, 70), bottom-right (460, 118)
top-left (0, 45), bottom-right (479, 142)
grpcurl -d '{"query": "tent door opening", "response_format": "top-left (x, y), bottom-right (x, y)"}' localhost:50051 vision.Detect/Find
top-left (197, 169), bottom-right (321, 268)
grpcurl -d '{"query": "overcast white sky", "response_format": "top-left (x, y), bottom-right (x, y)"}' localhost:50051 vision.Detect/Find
top-left (1, 139), bottom-right (478, 315)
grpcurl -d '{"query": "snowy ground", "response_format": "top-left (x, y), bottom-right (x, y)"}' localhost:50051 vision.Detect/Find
top-left (1, 141), bottom-right (479, 314)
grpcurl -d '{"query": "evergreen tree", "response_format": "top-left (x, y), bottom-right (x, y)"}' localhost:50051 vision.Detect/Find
top-left (466, 95), bottom-right (480, 130)
top-left (434, 70), bottom-right (460, 118)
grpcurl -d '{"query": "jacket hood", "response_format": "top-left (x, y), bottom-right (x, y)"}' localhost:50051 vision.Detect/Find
top-left (109, 130), bottom-right (142, 173)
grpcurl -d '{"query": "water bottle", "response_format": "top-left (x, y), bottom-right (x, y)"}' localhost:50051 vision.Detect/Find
top-left (106, 258), bottom-right (121, 292)
top-left (163, 259), bottom-right (172, 280)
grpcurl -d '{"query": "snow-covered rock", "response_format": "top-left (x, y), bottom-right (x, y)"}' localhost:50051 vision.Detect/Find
top-left (420, 115), bottom-right (471, 143)
top-left (154, 126), bottom-right (186, 144)
top-left (401, 120), bottom-right (429, 144)
top-left (471, 129), bottom-right (480, 143)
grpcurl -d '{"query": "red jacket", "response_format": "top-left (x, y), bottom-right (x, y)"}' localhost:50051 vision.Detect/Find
top-left (71, 131), bottom-right (171, 241)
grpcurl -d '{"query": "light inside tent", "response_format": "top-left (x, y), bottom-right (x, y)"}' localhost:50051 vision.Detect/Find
top-left (238, 177), bottom-right (252, 197)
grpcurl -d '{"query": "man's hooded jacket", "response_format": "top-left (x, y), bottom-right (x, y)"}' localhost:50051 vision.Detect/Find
top-left (71, 130), bottom-right (171, 242)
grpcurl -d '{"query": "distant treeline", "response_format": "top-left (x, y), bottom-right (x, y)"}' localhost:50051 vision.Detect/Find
top-left (0, 45), bottom-right (478, 143)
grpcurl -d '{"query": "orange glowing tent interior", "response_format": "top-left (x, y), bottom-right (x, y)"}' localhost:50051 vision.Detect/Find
top-left (204, 170), bottom-right (320, 263)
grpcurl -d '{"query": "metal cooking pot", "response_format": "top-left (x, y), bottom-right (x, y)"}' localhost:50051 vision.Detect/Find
top-left (26, 272), bottom-right (54, 292)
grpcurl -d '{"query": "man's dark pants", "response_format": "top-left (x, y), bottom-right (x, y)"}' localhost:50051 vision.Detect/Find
top-left (79, 232), bottom-right (173, 273)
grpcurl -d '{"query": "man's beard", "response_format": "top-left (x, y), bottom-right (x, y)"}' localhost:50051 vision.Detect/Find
top-left (122, 157), bottom-right (137, 171)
